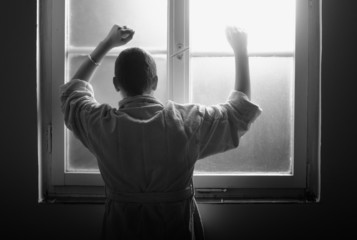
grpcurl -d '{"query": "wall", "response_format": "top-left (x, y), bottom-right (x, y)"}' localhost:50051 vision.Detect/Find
top-left (2, 0), bottom-right (356, 239)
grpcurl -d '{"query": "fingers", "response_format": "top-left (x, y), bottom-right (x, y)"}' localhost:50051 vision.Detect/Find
top-left (106, 24), bottom-right (135, 47)
top-left (125, 33), bottom-right (134, 42)
top-left (225, 26), bottom-right (236, 42)
top-left (122, 32), bottom-right (135, 42)
top-left (225, 26), bottom-right (237, 42)
top-left (226, 26), bottom-right (245, 35)
top-left (225, 25), bottom-right (247, 43)
top-left (113, 24), bottom-right (134, 33)
top-left (121, 29), bottom-right (135, 40)
top-left (225, 25), bottom-right (248, 53)
top-left (112, 24), bottom-right (135, 40)
top-left (121, 28), bottom-right (134, 34)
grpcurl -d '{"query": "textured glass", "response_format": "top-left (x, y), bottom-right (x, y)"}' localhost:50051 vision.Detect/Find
top-left (190, 0), bottom-right (295, 53)
top-left (66, 0), bottom-right (167, 172)
top-left (192, 57), bottom-right (294, 174)
top-left (190, 0), bottom-right (295, 174)
top-left (68, 0), bottom-right (167, 49)
top-left (66, 130), bottom-right (98, 171)
top-left (66, 55), bottom-right (167, 172)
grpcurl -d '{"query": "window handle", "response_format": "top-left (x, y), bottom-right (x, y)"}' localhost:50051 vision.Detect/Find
top-left (171, 43), bottom-right (189, 60)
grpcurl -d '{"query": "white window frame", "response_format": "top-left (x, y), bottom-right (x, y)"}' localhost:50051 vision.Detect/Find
top-left (38, 0), bottom-right (321, 202)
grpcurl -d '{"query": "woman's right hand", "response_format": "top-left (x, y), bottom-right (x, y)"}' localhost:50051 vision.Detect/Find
top-left (225, 26), bottom-right (247, 54)
top-left (104, 25), bottom-right (135, 49)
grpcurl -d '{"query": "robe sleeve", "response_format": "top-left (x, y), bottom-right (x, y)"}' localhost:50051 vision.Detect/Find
top-left (196, 90), bottom-right (262, 160)
top-left (59, 79), bottom-right (102, 149)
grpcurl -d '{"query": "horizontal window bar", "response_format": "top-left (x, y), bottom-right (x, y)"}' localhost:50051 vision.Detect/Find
top-left (66, 46), bottom-right (167, 56)
top-left (190, 50), bottom-right (294, 58)
top-left (67, 47), bottom-right (294, 58)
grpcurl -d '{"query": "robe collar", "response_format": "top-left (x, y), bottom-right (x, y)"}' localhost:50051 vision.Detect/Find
top-left (118, 95), bottom-right (164, 109)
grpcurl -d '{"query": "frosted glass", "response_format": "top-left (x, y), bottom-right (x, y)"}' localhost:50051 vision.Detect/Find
top-left (66, 54), bottom-right (167, 172)
top-left (190, 0), bottom-right (295, 53)
top-left (68, 0), bottom-right (167, 49)
top-left (191, 57), bottom-right (294, 174)
top-left (66, 130), bottom-right (98, 171)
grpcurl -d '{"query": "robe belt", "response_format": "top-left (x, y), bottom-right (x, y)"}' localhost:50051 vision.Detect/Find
top-left (105, 185), bottom-right (194, 203)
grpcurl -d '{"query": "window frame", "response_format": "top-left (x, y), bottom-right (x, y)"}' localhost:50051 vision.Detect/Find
top-left (38, 0), bottom-right (321, 203)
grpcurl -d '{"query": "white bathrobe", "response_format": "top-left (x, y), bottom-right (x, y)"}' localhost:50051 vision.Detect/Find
top-left (60, 79), bottom-right (261, 240)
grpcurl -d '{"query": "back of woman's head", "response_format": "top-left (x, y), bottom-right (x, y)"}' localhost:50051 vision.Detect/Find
top-left (114, 47), bottom-right (157, 96)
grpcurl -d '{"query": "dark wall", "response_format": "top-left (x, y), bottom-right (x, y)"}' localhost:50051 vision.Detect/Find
top-left (2, 0), bottom-right (356, 239)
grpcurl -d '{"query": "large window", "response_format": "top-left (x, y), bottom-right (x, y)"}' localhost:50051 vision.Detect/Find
top-left (39, 0), bottom-right (321, 202)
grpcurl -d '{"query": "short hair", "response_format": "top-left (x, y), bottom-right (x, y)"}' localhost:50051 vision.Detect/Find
top-left (114, 47), bottom-right (157, 96)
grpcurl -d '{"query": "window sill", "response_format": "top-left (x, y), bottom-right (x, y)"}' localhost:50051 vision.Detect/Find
top-left (40, 187), bottom-right (319, 204)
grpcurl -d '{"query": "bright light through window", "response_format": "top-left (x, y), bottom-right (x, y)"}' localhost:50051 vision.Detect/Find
top-left (41, 0), bottom-right (320, 194)
top-left (63, 0), bottom-right (296, 175)
top-left (190, 0), bottom-right (296, 175)
top-left (190, 0), bottom-right (296, 53)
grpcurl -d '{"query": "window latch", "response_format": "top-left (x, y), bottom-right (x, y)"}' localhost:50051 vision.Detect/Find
top-left (171, 43), bottom-right (189, 60)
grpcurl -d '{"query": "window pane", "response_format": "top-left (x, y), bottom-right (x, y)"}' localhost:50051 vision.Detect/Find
top-left (66, 130), bottom-right (98, 172)
top-left (68, 0), bottom-right (167, 49)
top-left (66, 55), bottom-right (167, 172)
top-left (66, 0), bottom-right (168, 172)
top-left (190, 0), bottom-right (295, 53)
top-left (190, 0), bottom-right (295, 175)
top-left (192, 57), bottom-right (294, 174)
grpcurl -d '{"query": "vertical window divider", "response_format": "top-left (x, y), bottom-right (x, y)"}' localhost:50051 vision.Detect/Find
top-left (50, 0), bottom-right (66, 186)
top-left (168, 0), bottom-right (190, 103)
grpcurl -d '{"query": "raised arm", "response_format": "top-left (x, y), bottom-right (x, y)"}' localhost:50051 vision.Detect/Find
top-left (71, 25), bottom-right (135, 82)
top-left (226, 26), bottom-right (251, 99)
